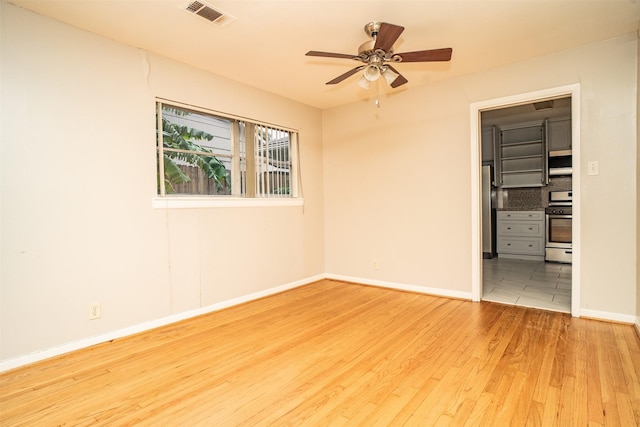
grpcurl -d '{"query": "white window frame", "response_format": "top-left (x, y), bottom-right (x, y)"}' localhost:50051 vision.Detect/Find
top-left (153, 99), bottom-right (303, 209)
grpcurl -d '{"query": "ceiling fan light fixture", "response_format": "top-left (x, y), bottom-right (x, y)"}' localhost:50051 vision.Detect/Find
top-left (382, 67), bottom-right (399, 85)
top-left (363, 64), bottom-right (381, 81)
top-left (306, 21), bottom-right (452, 90)
top-left (357, 75), bottom-right (371, 89)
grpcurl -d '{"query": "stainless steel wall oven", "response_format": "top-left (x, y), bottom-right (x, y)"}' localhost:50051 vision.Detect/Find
top-left (545, 191), bottom-right (572, 263)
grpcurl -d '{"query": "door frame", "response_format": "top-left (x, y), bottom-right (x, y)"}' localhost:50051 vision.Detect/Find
top-left (469, 84), bottom-right (581, 317)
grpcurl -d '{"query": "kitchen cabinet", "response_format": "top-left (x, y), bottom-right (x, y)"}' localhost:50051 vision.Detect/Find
top-left (497, 211), bottom-right (545, 261)
top-left (546, 117), bottom-right (571, 152)
top-left (493, 121), bottom-right (548, 188)
top-left (481, 126), bottom-right (495, 163)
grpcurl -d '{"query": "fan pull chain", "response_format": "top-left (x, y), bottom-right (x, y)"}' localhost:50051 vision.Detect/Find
top-left (375, 79), bottom-right (382, 108)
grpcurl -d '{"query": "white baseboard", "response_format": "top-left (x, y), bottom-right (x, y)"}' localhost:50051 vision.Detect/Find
top-left (579, 308), bottom-right (637, 324)
top-left (0, 274), bottom-right (324, 373)
top-left (327, 275), bottom-right (637, 326)
top-left (2, 273), bottom-right (634, 373)
top-left (325, 274), bottom-right (473, 300)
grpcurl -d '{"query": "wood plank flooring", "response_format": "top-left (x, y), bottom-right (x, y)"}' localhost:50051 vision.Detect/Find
top-left (1, 280), bottom-right (639, 426)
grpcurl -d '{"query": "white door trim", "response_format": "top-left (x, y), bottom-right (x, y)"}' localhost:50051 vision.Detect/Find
top-left (470, 84), bottom-right (581, 317)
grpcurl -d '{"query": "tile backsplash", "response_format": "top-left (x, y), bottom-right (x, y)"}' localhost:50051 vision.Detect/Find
top-left (498, 177), bottom-right (571, 210)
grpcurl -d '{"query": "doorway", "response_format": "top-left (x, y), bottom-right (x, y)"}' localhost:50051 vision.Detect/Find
top-left (470, 85), bottom-right (581, 317)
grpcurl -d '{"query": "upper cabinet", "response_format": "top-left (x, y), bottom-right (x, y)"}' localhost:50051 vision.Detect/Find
top-left (481, 126), bottom-right (495, 163)
top-left (493, 121), bottom-right (548, 188)
top-left (546, 117), bottom-right (572, 153)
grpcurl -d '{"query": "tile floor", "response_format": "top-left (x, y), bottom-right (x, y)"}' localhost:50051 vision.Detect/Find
top-left (482, 257), bottom-right (572, 313)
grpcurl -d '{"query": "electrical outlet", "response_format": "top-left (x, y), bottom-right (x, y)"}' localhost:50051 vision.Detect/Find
top-left (88, 303), bottom-right (101, 320)
top-left (587, 160), bottom-right (600, 176)
top-left (372, 260), bottom-right (379, 270)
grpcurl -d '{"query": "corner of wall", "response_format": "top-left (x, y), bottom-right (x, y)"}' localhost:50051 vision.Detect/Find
top-left (636, 29), bottom-right (640, 325)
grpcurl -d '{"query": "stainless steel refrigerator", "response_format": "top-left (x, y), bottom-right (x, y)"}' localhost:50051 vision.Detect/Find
top-left (482, 165), bottom-right (496, 258)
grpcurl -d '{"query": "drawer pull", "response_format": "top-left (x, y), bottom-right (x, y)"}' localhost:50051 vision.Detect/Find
top-left (507, 227), bottom-right (511, 230)
top-left (528, 244), bottom-right (533, 247)
top-left (528, 227), bottom-right (533, 230)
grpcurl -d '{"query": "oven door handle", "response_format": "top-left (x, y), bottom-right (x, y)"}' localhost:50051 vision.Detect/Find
top-left (546, 214), bottom-right (573, 219)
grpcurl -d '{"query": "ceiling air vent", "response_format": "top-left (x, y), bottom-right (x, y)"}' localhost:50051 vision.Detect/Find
top-left (183, 1), bottom-right (236, 27)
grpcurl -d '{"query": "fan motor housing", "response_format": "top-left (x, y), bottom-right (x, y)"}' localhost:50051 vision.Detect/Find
top-left (359, 22), bottom-right (403, 63)
top-left (364, 21), bottom-right (382, 38)
top-left (357, 40), bottom-right (376, 57)
top-left (358, 40), bottom-right (401, 63)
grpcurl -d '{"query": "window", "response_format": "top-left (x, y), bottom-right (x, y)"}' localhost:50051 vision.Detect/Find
top-left (156, 100), bottom-right (299, 199)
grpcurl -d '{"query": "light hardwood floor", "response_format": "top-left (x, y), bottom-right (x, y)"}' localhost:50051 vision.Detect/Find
top-left (1, 280), bottom-right (639, 426)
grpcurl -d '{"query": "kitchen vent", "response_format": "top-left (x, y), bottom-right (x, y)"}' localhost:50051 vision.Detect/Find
top-left (533, 100), bottom-right (554, 110)
top-left (183, 1), bottom-right (236, 27)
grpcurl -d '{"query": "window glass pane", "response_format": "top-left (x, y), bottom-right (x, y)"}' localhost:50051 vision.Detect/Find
top-left (238, 121), bottom-right (247, 196)
top-left (158, 104), bottom-right (232, 195)
top-left (162, 153), bottom-right (231, 195)
top-left (254, 125), bottom-right (291, 197)
top-left (156, 101), bottom-right (297, 199)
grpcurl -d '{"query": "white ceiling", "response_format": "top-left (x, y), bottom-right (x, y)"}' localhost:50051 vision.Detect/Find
top-left (8, 0), bottom-right (640, 110)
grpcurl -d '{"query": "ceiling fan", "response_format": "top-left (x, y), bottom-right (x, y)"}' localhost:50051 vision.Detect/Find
top-left (306, 22), bottom-right (452, 89)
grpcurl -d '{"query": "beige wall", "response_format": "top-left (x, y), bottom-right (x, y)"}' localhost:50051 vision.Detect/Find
top-left (323, 84), bottom-right (474, 294)
top-left (1, 2), bottom-right (638, 364)
top-left (637, 32), bottom-right (640, 331)
top-left (0, 3), bottom-right (325, 362)
top-left (323, 34), bottom-right (638, 317)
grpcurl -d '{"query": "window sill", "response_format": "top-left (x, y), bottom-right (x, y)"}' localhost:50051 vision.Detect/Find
top-left (152, 196), bottom-right (304, 209)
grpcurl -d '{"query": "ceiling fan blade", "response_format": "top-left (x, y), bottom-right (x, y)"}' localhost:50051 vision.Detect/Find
top-left (386, 65), bottom-right (408, 88)
top-left (373, 22), bottom-right (405, 52)
top-left (395, 48), bottom-right (453, 62)
top-left (326, 66), bottom-right (365, 85)
top-left (306, 51), bottom-right (357, 60)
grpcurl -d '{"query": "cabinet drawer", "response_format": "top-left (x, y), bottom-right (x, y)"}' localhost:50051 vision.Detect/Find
top-left (498, 222), bottom-right (543, 237)
top-left (497, 237), bottom-right (544, 255)
top-left (497, 211), bottom-right (544, 221)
